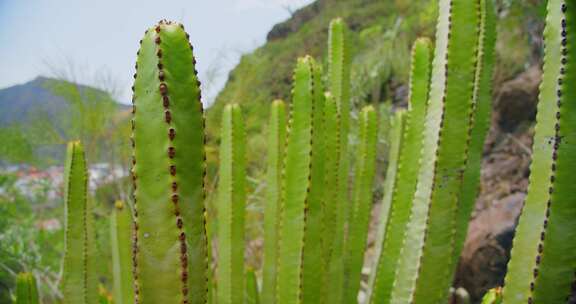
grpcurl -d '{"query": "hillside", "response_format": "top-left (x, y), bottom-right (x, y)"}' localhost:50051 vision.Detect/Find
top-left (206, 0), bottom-right (548, 301)
top-left (0, 77), bottom-right (129, 165)
top-left (206, 0), bottom-right (545, 171)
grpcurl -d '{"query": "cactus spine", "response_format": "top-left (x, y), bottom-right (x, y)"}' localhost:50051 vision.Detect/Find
top-left (276, 56), bottom-right (315, 304)
top-left (62, 141), bottom-right (98, 304)
top-left (216, 103), bottom-right (246, 304)
top-left (343, 105), bottom-right (379, 303)
top-left (367, 108), bottom-right (406, 302)
top-left (503, 1), bottom-right (576, 303)
top-left (262, 100), bottom-right (287, 304)
top-left (370, 38), bottom-right (431, 304)
top-left (131, 21), bottom-right (207, 303)
top-left (110, 201), bottom-right (134, 304)
top-left (326, 18), bottom-right (351, 304)
top-left (16, 273), bottom-right (39, 304)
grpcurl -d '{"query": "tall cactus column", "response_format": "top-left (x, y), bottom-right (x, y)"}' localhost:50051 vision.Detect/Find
top-left (62, 141), bottom-right (98, 304)
top-left (503, 1), bottom-right (576, 303)
top-left (216, 103), bottom-right (246, 304)
top-left (131, 21), bottom-right (207, 304)
top-left (276, 56), bottom-right (315, 304)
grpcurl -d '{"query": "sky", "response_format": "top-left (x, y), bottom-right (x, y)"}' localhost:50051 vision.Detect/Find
top-left (0, 0), bottom-right (314, 105)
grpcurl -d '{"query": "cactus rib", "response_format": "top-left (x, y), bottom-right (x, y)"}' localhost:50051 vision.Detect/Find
top-left (62, 141), bottom-right (98, 304)
top-left (16, 273), bottom-right (40, 304)
top-left (453, 0), bottom-right (497, 262)
top-left (110, 201), bottom-right (134, 304)
top-left (262, 100), bottom-right (287, 304)
top-left (370, 38), bottom-right (431, 304)
top-left (276, 56), bottom-right (315, 304)
top-left (217, 103), bottom-right (246, 304)
top-left (131, 21), bottom-right (207, 304)
top-left (343, 105), bottom-right (379, 304)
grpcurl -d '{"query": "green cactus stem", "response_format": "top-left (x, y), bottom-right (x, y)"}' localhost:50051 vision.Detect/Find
top-left (342, 105), bottom-right (379, 303)
top-left (367, 108), bottom-right (406, 302)
top-left (326, 18), bottom-right (352, 304)
top-left (503, 1), bottom-right (576, 303)
top-left (110, 201), bottom-right (134, 304)
top-left (276, 56), bottom-right (315, 304)
top-left (319, 93), bottom-right (341, 304)
top-left (262, 100), bottom-right (287, 304)
top-left (246, 269), bottom-right (261, 304)
top-left (216, 103), bottom-right (246, 304)
top-left (453, 0), bottom-right (497, 262)
top-left (131, 20), bottom-right (207, 304)
top-left (16, 272), bottom-right (39, 304)
top-left (62, 141), bottom-right (98, 304)
top-left (409, 0), bottom-right (481, 302)
top-left (481, 288), bottom-right (502, 304)
top-left (370, 38), bottom-right (431, 304)
top-left (301, 59), bottom-right (327, 304)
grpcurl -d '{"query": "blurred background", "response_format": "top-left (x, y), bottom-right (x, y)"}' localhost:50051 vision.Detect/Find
top-left (0, 0), bottom-right (546, 302)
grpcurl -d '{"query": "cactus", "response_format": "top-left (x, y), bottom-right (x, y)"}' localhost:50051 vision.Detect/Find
top-left (131, 20), bottom-right (207, 303)
top-left (216, 103), bottom-right (246, 304)
top-left (454, 0), bottom-right (497, 262)
top-left (367, 108), bottom-right (406, 302)
top-left (110, 201), bottom-right (134, 304)
top-left (262, 100), bottom-right (287, 304)
top-left (15, 273), bottom-right (39, 304)
top-left (370, 38), bottom-right (432, 304)
top-left (319, 93), bottom-right (341, 304)
top-left (482, 287), bottom-right (502, 304)
top-left (343, 105), bottom-right (379, 303)
top-left (276, 56), bottom-right (315, 304)
top-left (503, 1), bottom-right (576, 303)
top-left (326, 18), bottom-right (351, 304)
top-left (407, 0), bottom-right (481, 302)
top-left (246, 269), bottom-right (260, 304)
top-left (301, 59), bottom-right (327, 304)
top-left (62, 141), bottom-right (98, 304)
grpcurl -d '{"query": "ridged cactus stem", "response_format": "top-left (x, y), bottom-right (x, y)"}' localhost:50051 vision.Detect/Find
top-left (367, 108), bottom-right (406, 303)
top-left (62, 141), bottom-right (98, 304)
top-left (327, 18), bottom-right (351, 304)
top-left (16, 272), bottom-right (39, 304)
top-left (301, 59), bottom-right (326, 304)
top-left (410, 0), bottom-right (481, 302)
top-left (246, 269), bottom-right (260, 304)
top-left (319, 93), bottom-right (341, 304)
top-left (370, 38), bottom-right (431, 304)
top-left (131, 21), bottom-right (207, 304)
top-left (110, 201), bottom-right (134, 304)
top-left (453, 0), bottom-right (497, 262)
top-left (262, 100), bottom-right (287, 304)
top-left (343, 105), bottom-right (379, 304)
top-left (276, 56), bottom-right (315, 304)
top-left (216, 103), bottom-right (246, 304)
top-left (503, 1), bottom-right (576, 303)
top-left (481, 288), bottom-right (502, 304)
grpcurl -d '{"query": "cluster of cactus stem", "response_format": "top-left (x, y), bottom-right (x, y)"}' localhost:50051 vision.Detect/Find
top-left (20, 0), bottom-right (576, 303)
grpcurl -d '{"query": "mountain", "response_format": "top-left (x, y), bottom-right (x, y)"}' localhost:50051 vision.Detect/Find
top-left (0, 76), bottom-right (129, 165)
top-left (0, 76), bottom-right (128, 127)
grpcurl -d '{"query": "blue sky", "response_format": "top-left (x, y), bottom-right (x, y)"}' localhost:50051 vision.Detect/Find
top-left (0, 0), bottom-right (313, 104)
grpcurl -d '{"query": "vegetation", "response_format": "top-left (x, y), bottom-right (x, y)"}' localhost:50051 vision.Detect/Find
top-left (3, 1), bottom-right (575, 304)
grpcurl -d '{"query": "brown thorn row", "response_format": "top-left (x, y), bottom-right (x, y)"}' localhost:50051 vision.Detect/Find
top-left (153, 24), bottom-right (190, 303)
